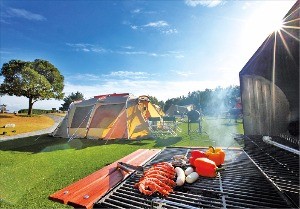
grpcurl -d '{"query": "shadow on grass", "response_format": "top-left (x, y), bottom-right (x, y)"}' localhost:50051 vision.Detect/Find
top-left (0, 135), bottom-right (151, 153)
top-left (153, 136), bottom-right (182, 147)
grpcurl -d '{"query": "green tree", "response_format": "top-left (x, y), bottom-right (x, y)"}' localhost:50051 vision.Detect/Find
top-left (60, 91), bottom-right (84, 111)
top-left (0, 59), bottom-right (64, 115)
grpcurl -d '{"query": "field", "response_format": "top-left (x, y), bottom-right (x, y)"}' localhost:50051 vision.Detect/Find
top-left (0, 116), bottom-right (243, 208)
top-left (0, 113), bottom-right (55, 137)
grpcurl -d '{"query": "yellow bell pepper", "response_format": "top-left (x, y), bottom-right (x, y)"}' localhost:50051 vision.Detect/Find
top-left (205, 146), bottom-right (225, 166)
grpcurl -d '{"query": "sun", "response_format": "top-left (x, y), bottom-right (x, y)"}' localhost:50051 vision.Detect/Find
top-left (253, 8), bottom-right (287, 36)
top-left (239, 1), bottom-right (295, 50)
top-left (271, 19), bottom-right (284, 32)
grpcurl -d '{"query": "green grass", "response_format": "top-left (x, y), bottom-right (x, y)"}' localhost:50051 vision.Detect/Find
top-left (0, 117), bottom-right (243, 208)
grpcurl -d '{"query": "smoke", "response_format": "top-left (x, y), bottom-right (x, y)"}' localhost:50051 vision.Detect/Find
top-left (202, 87), bottom-right (241, 148)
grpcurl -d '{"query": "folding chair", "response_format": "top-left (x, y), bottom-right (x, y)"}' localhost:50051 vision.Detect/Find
top-left (161, 116), bottom-right (182, 137)
top-left (147, 117), bottom-right (162, 137)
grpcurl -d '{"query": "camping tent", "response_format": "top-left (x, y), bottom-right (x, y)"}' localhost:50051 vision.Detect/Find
top-left (165, 104), bottom-right (193, 116)
top-left (52, 93), bottom-right (162, 140)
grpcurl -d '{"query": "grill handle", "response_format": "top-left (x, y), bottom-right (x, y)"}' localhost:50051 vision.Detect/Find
top-left (151, 198), bottom-right (201, 209)
top-left (262, 136), bottom-right (300, 155)
top-left (117, 162), bottom-right (144, 173)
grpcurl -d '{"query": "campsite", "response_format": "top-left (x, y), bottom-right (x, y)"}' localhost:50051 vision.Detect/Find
top-left (0, 113), bottom-right (243, 208)
top-left (1, 0), bottom-right (299, 208)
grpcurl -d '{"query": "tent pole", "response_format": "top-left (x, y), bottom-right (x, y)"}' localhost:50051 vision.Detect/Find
top-left (85, 103), bottom-right (97, 138)
top-left (69, 107), bottom-right (94, 142)
top-left (125, 94), bottom-right (131, 140)
top-left (66, 101), bottom-right (74, 138)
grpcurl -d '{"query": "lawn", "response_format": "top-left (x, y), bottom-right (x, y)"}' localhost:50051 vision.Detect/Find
top-left (0, 113), bottom-right (55, 137)
top-left (0, 116), bottom-right (243, 208)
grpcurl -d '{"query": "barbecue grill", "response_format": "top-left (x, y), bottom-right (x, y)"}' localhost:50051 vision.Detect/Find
top-left (95, 147), bottom-right (299, 208)
top-left (94, 2), bottom-right (300, 208)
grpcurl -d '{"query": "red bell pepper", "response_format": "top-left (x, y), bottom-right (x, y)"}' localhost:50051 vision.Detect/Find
top-left (189, 150), bottom-right (207, 166)
top-left (191, 150), bottom-right (207, 158)
top-left (194, 157), bottom-right (224, 177)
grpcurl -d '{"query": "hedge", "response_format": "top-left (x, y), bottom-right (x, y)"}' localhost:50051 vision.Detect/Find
top-left (18, 109), bottom-right (53, 115)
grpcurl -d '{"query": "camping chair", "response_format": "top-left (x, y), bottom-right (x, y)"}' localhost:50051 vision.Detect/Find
top-left (161, 116), bottom-right (182, 137)
top-left (148, 117), bottom-right (163, 137)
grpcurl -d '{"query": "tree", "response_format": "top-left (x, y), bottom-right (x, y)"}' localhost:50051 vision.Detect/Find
top-left (60, 91), bottom-right (84, 111)
top-left (0, 59), bottom-right (64, 115)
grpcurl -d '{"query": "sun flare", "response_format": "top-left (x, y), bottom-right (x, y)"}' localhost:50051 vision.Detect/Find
top-left (273, 19), bottom-right (284, 32)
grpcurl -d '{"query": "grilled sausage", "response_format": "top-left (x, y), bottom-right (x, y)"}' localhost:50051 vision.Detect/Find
top-left (184, 166), bottom-right (194, 176)
top-left (175, 167), bottom-right (185, 186)
top-left (186, 172), bottom-right (199, 183)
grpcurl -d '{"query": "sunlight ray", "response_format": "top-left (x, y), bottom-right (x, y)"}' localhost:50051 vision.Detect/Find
top-left (271, 32), bottom-right (277, 133)
top-left (282, 25), bottom-right (300, 30)
top-left (281, 28), bottom-right (300, 42)
top-left (282, 6), bottom-right (300, 23)
top-left (277, 30), bottom-right (293, 59)
top-left (282, 17), bottom-right (300, 25)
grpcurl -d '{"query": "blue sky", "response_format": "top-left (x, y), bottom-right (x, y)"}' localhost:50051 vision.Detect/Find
top-left (0, 0), bottom-right (296, 112)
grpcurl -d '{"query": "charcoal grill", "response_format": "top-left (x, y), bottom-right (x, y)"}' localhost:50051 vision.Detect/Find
top-left (94, 2), bottom-right (300, 208)
top-left (94, 147), bottom-right (298, 208)
top-left (241, 135), bottom-right (299, 208)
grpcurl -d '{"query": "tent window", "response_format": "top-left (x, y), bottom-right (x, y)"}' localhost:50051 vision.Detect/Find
top-left (70, 106), bottom-right (93, 128)
top-left (89, 104), bottom-right (124, 128)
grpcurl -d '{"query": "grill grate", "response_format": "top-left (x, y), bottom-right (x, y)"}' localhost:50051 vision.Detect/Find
top-left (242, 135), bottom-right (299, 208)
top-left (95, 147), bottom-right (297, 208)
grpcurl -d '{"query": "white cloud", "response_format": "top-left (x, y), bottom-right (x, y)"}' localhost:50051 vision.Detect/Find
top-left (66, 43), bottom-right (184, 58)
top-left (1, 95), bottom-right (63, 113)
top-left (67, 73), bottom-right (102, 81)
top-left (130, 8), bottom-right (156, 15)
top-left (185, 0), bottom-right (224, 8)
top-left (66, 43), bottom-right (106, 53)
top-left (172, 70), bottom-right (195, 77)
top-left (65, 71), bottom-right (151, 81)
top-left (117, 50), bottom-right (147, 55)
top-left (106, 71), bottom-right (150, 79)
top-left (130, 25), bottom-right (138, 30)
top-left (144, 20), bottom-right (169, 27)
top-left (162, 28), bottom-right (178, 35)
top-left (63, 78), bottom-right (236, 102)
top-left (131, 9), bottom-right (141, 14)
top-left (122, 46), bottom-right (134, 50)
top-left (130, 20), bottom-right (178, 35)
top-left (2, 76), bottom-right (239, 112)
top-left (116, 50), bottom-right (184, 58)
top-left (7, 8), bottom-right (46, 21)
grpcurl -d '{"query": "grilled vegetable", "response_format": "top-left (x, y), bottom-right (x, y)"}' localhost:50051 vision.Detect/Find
top-left (205, 146), bottom-right (225, 166)
top-left (189, 156), bottom-right (196, 166)
top-left (194, 157), bottom-right (223, 177)
top-left (189, 150), bottom-right (207, 166)
top-left (191, 150), bottom-right (207, 158)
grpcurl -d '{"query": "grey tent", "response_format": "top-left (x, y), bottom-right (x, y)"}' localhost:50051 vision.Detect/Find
top-left (165, 104), bottom-right (193, 116)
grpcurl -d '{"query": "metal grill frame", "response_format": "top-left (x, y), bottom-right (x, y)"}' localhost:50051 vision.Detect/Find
top-left (242, 135), bottom-right (299, 208)
top-left (95, 147), bottom-right (297, 209)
